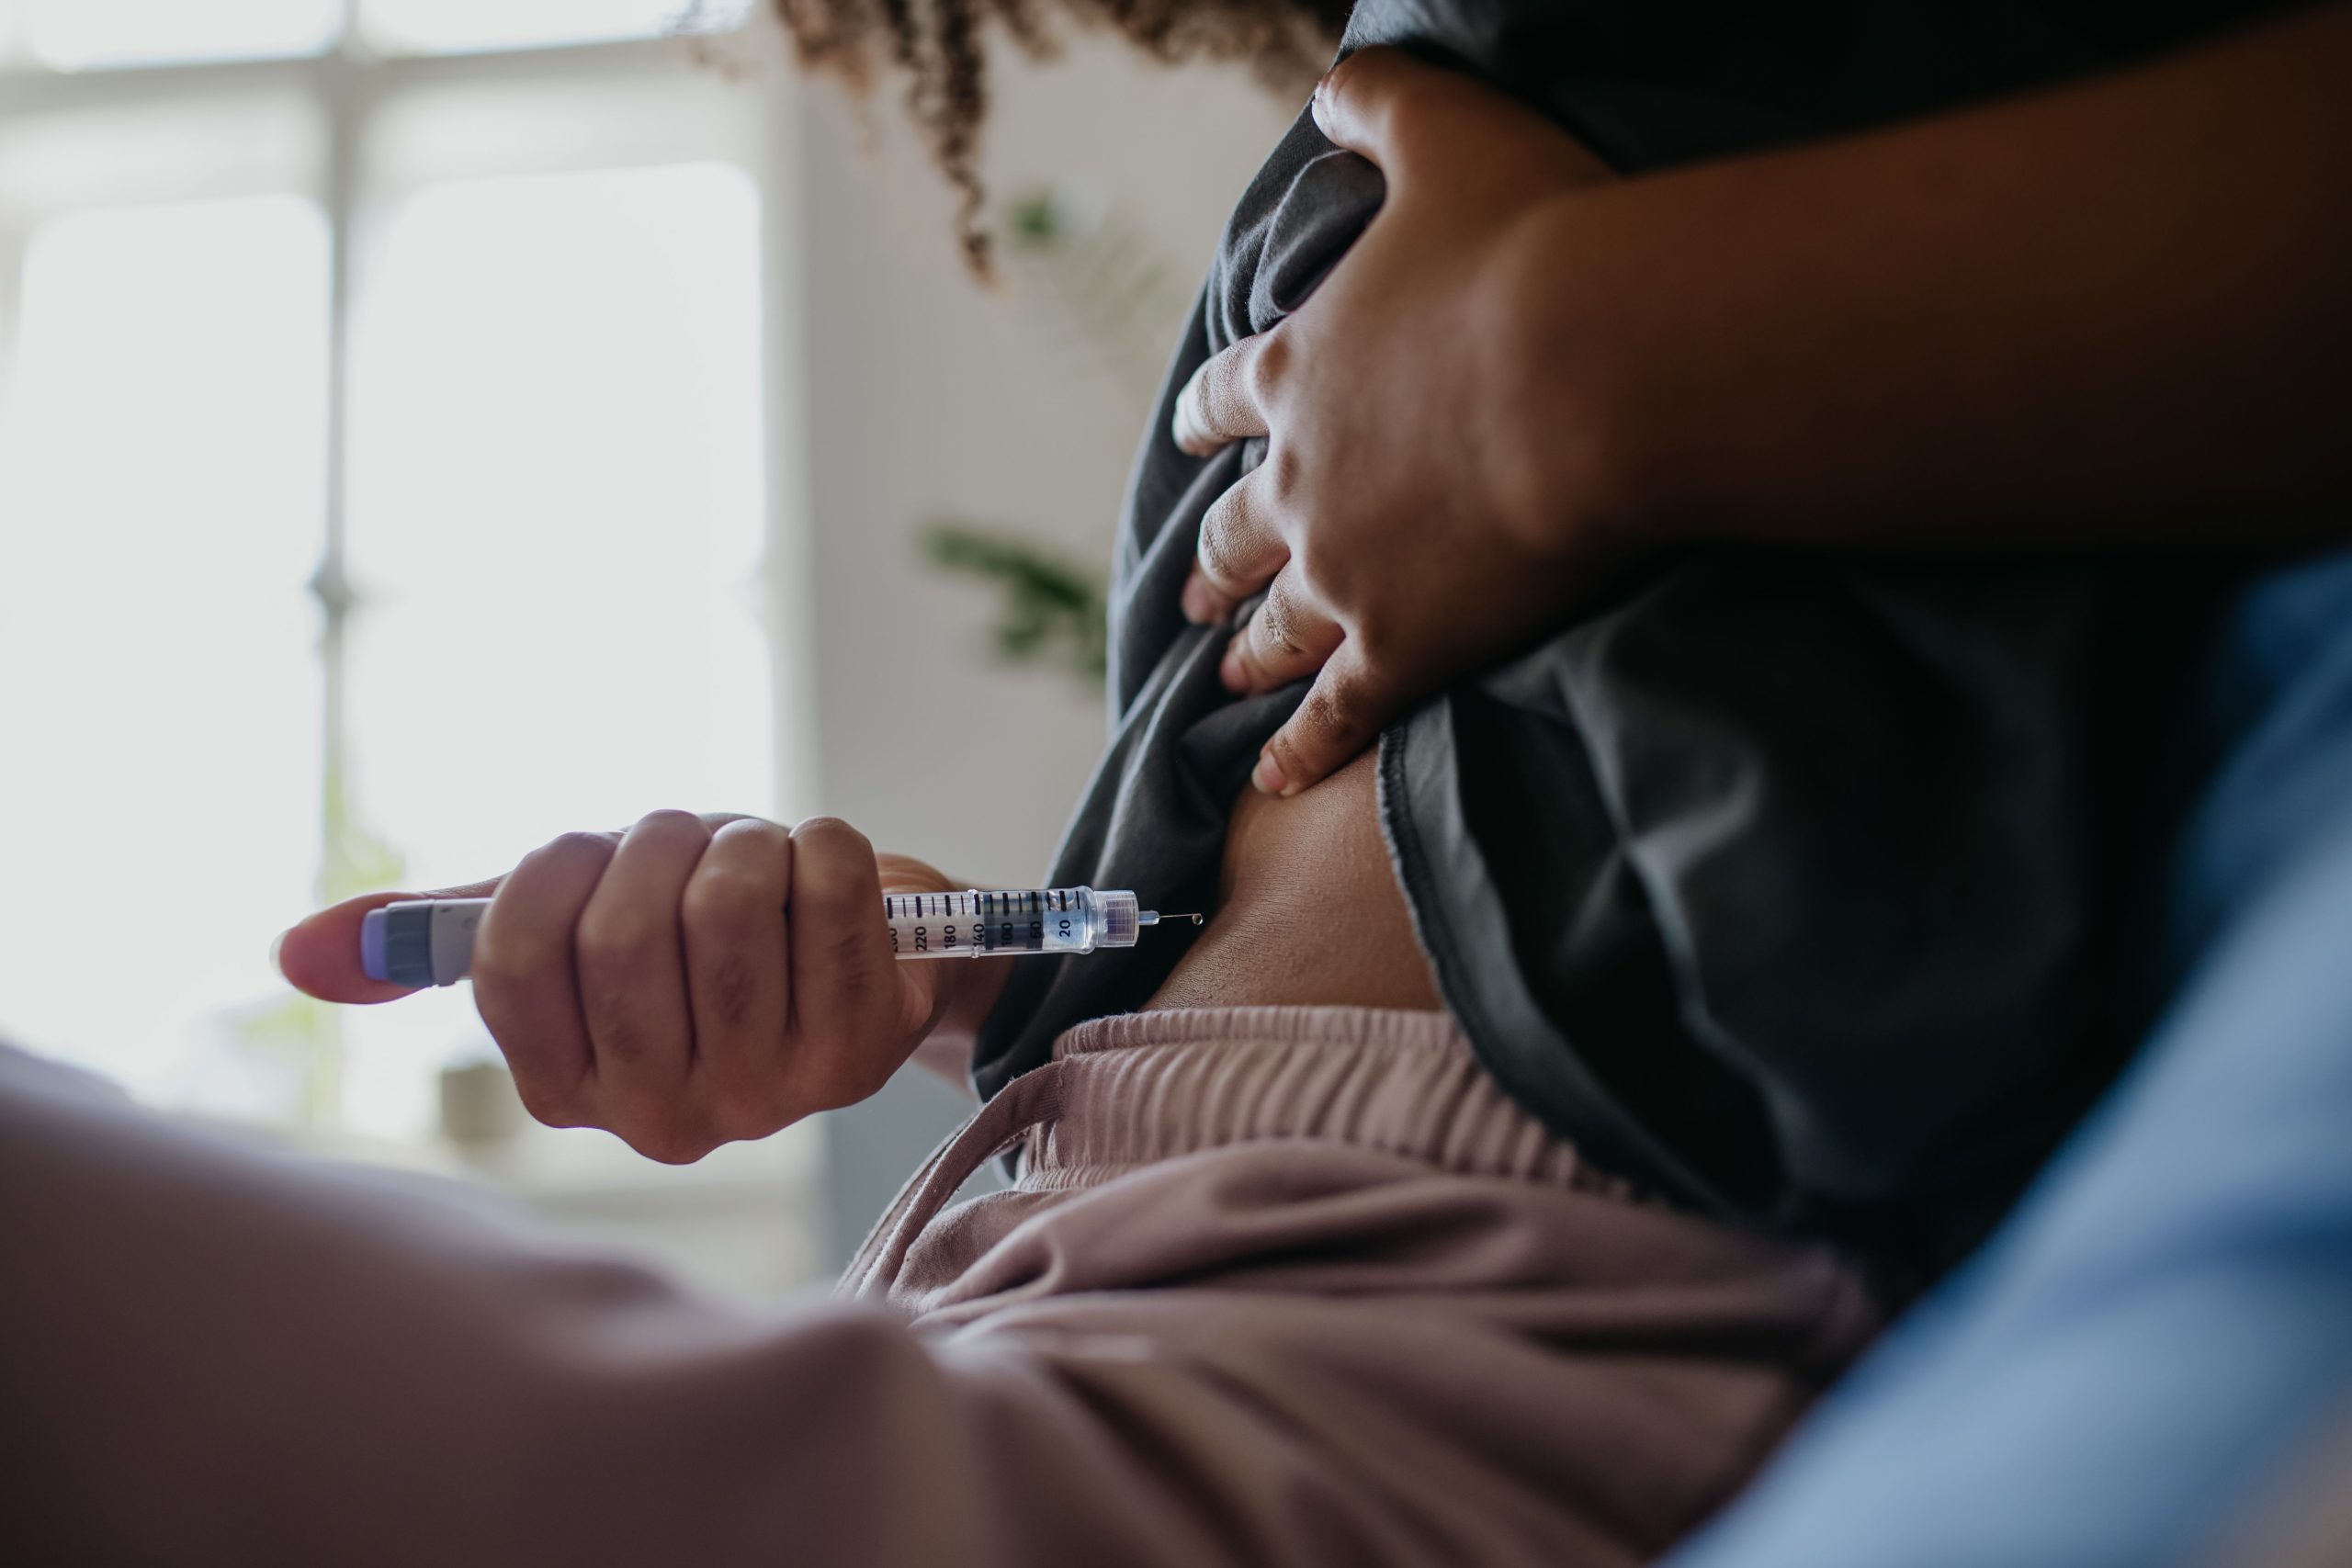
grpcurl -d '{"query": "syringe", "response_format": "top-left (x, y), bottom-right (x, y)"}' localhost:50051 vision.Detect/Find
top-left (360, 888), bottom-right (1199, 989)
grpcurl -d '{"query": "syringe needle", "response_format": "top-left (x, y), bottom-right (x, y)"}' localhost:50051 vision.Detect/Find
top-left (1138, 911), bottom-right (1205, 928)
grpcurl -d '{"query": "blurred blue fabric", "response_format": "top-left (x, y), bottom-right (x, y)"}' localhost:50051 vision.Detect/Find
top-left (1667, 548), bottom-right (2352, 1568)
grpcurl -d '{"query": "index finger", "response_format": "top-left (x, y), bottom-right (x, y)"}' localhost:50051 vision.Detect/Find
top-left (1170, 334), bottom-right (1273, 457)
top-left (275, 817), bottom-right (738, 1004)
top-left (275, 876), bottom-right (506, 1004)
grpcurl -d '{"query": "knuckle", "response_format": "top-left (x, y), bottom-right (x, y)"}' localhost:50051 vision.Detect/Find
top-left (711, 815), bottom-right (791, 852)
top-left (511, 1071), bottom-right (586, 1130)
top-left (531, 830), bottom-right (618, 874)
top-left (573, 950), bottom-right (673, 1068)
top-left (820, 919), bottom-right (886, 994)
top-left (1319, 49), bottom-right (1364, 107)
top-left (624, 1113), bottom-right (715, 1167)
top-left (698, 952), bottom-right (763, 1032)
top-left (1246, 332), bottom-right (1290, 401)
top-left (1259, 590), bottom-right (1310, 660)
top-left (1303, 675), bottom-right (1371, 740)
top-left (575, 909), bottom-right (665, 976)
top-left (584, 995), bottom-right (657, 1066)
top-left (635, 818), bottom-right (715, 851)
top-left (790, 815), bottom-right (868, 855)
top-left (682, 863), bottom-right (773, 931)
top-left (1196, 509), bottom-right (1249, 588)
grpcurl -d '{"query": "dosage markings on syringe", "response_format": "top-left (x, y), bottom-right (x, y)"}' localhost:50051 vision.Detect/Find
top-left (882, 888), bottom-right (1109, 957)
top-left (885, 890), bottom-right (1048, 954)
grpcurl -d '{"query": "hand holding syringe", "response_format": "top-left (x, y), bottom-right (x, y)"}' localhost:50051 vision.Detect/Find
top-left (275, 811), bottom-right (1194, 1164)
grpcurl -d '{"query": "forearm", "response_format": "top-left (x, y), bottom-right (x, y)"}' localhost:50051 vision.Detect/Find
top-left (1515, 2), bottom-right (2352, 555)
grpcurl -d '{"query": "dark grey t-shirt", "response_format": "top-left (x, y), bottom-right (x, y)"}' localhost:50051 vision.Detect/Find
top-left (972, 0), bottom-right (2272, 1275)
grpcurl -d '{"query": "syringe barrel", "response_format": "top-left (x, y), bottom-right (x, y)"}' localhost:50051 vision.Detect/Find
top-left (884, 887), bottom-right (1141, 959)
top-left (359, 886), bottom-right (1150, 987)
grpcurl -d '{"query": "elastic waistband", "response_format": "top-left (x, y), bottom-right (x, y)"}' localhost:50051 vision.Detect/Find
top-left (1021, 1006), bottom-right (1633, 1196)
top-left (840, 1005), bottom-right (1634, 1299)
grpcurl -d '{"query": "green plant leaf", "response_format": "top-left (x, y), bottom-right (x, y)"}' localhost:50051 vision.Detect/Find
top-left (922, 520), bottom-right (1110, 682)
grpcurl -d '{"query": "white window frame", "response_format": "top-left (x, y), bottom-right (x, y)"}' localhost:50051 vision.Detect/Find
top-left (0, 7), bottom-right (820, 944)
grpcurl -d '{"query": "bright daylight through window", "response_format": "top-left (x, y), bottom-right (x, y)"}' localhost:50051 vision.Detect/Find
top-left (0, 0), bottom-right (801, 1292)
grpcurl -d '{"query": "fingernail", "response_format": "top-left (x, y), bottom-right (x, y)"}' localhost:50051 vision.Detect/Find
top-left (267, 929), bottom-right (289, 977)
top-left (1251, 750), bottom-right (1288, 795)
top-left (1219, 639), bottom-right (1250, 693)
top-left (1182, 577), bottom-right (1217, 624)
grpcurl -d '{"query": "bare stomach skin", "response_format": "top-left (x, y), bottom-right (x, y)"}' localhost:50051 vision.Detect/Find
top-left (1145, 748), bottom-right (1443, 1013)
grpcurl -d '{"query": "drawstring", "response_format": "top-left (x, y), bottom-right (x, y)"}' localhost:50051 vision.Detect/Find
top-left (836, 1061), bottom-right (1066, 1301)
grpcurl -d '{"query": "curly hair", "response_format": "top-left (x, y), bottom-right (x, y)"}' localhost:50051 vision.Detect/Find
top-left (762, 0), bottom-right (1352, 272)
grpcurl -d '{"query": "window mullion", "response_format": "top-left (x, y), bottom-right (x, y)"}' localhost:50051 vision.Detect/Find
top-left (303, 44), bottom-right (373, 1124)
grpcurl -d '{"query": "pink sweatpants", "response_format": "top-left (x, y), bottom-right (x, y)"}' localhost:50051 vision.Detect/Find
top-left (0, 1009), bottom-right (1879, 1566)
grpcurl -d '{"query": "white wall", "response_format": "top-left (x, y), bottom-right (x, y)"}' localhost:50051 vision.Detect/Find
top-left (773, 31), bottom-right (1296, 1258)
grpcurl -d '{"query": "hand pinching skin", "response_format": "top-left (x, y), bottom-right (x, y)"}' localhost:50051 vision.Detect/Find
top-left (1175, 48), bottom-right (1628, 798)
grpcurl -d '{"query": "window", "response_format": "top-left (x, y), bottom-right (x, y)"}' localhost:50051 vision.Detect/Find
top-left (11, 2), bottom-right (342, 72)
top-left (0, 2), bottom-right (809, 1295)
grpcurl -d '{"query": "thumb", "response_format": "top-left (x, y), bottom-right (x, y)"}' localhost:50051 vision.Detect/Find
top-left (1311, 45), bottom-right (1513, 175)
top-left (1309, 47), bottom-right (1442, 171)
top-left (275, 878), bottom-right (503, 1005)
top-left (1311, 46), bottom-right (1612, 189)
top-left (1255, 647), bottom-right (1397, 798)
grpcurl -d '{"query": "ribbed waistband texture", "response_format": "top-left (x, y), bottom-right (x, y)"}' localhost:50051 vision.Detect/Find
top-left (1020, 1006), bottom-right (1634, 1197)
